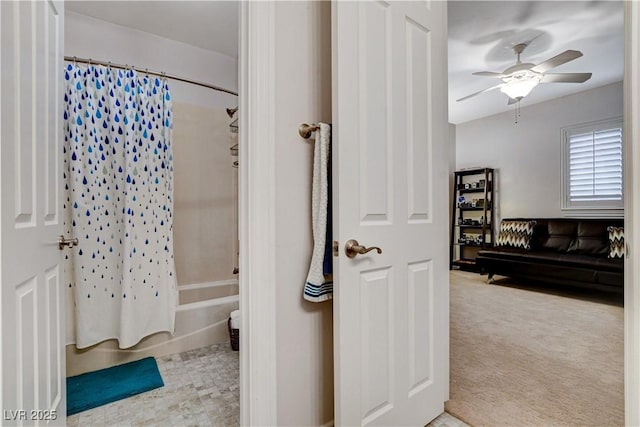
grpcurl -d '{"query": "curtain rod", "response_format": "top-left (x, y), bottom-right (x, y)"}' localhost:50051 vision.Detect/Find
top-left (64, 56), bottom-right (238, 96)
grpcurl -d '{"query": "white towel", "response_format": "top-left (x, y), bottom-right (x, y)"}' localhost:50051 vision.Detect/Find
top-left (303, 123), bottom-right (333, 302)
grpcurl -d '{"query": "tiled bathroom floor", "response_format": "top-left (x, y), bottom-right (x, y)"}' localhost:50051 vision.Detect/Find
top-left (428, 412), bottom-right (470, 427)
top-left (67, 342), bottom-right (465, 427)
top-left (67, 343), bottom-right (240, 427)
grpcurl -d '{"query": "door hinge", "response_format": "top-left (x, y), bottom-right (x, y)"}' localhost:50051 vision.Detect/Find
top-left (333, 240), bottom-right (339, 257)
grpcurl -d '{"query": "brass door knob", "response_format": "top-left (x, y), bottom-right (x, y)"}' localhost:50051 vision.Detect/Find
top-left (344, 239), bottom-right (382, 258)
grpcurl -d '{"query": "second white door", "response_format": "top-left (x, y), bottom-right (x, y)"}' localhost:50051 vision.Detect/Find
top-left (333, 1), bottom-right (450, 426)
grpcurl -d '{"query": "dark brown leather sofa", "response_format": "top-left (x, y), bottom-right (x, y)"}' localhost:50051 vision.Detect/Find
top-left (476, 218), bottom-right (624, 293)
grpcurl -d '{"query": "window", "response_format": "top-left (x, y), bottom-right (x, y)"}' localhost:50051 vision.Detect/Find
top-left (562, 118), bottom-right (623, 212)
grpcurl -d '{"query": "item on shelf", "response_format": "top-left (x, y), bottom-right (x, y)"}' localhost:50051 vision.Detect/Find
top-left (457, 198), bottom-right (488, 209)
top-left (457, 216), bottom-right (463, 225)
top-left (471, 182), bottom-right (477, 188)
top-left (480, 216), bottom-right (484, 225)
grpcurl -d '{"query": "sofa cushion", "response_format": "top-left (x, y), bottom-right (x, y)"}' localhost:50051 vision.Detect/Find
top-left (482, 249), bottom-right (562, 264)
top-left (539, 221), bottom-right (576, 252)
top-left (608, 226), bottom-right (625, 259)
top-left (567, 221), bottom-right (609, 255)
top-left (595, 256), bottom-right (625, 272)
top-left (558, 253), bottom-right (623, 272)
top-left (496, 220), bottom-right (536, 250)
top-left (478, 248), bottom-right (624, 272)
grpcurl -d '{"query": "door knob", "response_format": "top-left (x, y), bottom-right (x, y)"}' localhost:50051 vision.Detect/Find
top-left (344, 239), bottom-right (382, 258)
top-left (58, 235), bottom-right (78, 250)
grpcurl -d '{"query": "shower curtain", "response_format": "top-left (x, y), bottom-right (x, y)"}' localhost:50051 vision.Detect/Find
top-left (63, 63), bottom-right (177, 349)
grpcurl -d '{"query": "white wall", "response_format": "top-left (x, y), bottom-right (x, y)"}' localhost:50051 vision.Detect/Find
top-left (65, 11), bottom-right (238, 109)
top-left (456, 82), bottom-right (623, 221)
top-left (273, 2), bottom-right (334, 426)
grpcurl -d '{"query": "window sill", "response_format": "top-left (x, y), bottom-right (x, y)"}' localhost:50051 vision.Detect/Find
top-left (561, 208), bottom-right (624, 218)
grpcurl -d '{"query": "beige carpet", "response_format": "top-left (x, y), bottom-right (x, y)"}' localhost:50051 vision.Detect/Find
top-left (446, 271), bottom-right (624, 427)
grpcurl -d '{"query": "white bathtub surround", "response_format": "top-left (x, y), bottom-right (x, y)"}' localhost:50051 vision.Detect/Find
top-left (178, 279), bottom-right (238, 305)
top-left (64, 63), bottom-right (178, 349)
top-left (303, 123), bottom-right (333, 302)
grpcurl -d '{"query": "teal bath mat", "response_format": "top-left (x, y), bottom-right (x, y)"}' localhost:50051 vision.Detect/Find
top-left (67, 357), bottom-right (164, 416)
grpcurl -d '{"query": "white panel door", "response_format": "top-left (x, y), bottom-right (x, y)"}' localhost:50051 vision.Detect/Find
top-left (332, 1), bottom-right (449, 425)
top-left (1, 1), bottom-right (66, 425)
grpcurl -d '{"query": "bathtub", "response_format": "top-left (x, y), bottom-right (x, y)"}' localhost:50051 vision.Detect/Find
top-left (66, 279), bottom-right (239, 376)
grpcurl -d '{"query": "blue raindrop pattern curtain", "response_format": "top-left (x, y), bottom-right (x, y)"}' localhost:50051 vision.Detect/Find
top-left (63, 64), bottom-right (177, 349)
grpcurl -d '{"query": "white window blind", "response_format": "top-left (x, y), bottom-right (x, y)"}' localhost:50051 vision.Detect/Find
top-left (569, 127), bottom-right (623, 202)
top-left (561, 118), bottom-right (624, 213)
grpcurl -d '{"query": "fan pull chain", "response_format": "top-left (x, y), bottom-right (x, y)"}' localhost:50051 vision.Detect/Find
top-left (514, 100), bottom-right (521, 124)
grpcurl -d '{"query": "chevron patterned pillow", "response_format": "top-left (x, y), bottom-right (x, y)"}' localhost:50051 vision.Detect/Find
top-left (607, 226), bottom-right (625, 259)
top-left (496, 220), bottom-right (537, 250)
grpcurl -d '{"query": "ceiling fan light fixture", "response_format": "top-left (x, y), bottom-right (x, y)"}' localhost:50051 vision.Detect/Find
top-left (457, 44), bottom-right (590, 106)
top-left (499, 76), bottom-right (541, 99)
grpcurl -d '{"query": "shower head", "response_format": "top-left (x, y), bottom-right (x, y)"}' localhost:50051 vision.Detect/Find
top-left (226, 107), bottom-right (238, 118)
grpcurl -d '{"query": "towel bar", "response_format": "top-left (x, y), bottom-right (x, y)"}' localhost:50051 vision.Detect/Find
top-left (299, 123), bottom-right (320, 139)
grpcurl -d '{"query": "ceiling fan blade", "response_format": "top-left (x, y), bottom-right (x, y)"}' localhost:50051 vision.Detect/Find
top-left (456, 84), bottom-right (504, 102)
top-left (472, 71), bottom-right (505, 78)
top-left (531, 50), bottom-right (583, 73)
top-left (540, 72), bottom-right (592, 83)
top-left (507, 97), bottom-right (520, 105)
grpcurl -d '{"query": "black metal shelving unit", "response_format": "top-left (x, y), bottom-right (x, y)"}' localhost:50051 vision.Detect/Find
top-left (450, 168), bottom-right (495, 271)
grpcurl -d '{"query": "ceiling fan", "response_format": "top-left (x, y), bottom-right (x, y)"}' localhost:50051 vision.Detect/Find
top-left (457, 43), bottom-right (592, 105)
